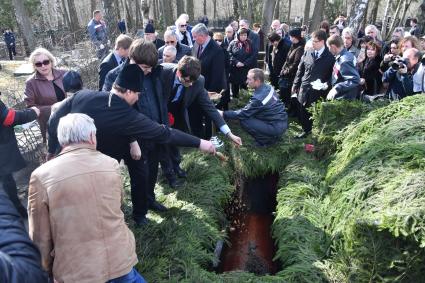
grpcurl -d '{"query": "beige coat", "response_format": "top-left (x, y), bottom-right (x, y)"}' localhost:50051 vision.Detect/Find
top-left (28, 144), bottom-right (137, 283)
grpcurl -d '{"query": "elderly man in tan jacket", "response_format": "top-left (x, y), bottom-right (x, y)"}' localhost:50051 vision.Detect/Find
top-left (28, 113), bottom-right (146, 283)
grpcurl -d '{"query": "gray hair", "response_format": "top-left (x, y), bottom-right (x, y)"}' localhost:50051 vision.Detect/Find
top-left (393, 27), bottom-right (405, 35)
top-left (191, 23), bottom-right (209, 36)
top-left (57, 113), bottom-right (97, 146)
top-left (164, 29), bottom-right (178, 40)
top-left (365, 24), bottom-right (382, 41)
top-left (342, 27), bottom-right (357, 41)
top-left (225, 25), bottom-right (233, 32)
top-left (164, 45), bottom-right (177, 56)
top-left (239, 19), bottom-right (250, 26)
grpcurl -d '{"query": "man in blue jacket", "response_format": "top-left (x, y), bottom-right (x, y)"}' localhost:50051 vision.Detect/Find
top-left (326, 34), bottom-right (360, 100)
top-left (0, 187), bottom-right (47, 283)
top-left (219, 68), bottom-right (288, 147)
top-left (87, 10), bottom-right (109, 59)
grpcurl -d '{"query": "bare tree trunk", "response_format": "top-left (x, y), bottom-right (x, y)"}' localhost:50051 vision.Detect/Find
top-left (400, 0), bottom-right (414, 27)
top-left (162, 0), bottom-right (174, 27)
top-left (55, 0), bottom-right (65, 29)
top-left (367, 0), bottom-right (380, 24)
top-left (287, 0), bottom-right (292, 23)
top-left (186, 0), bottom-right (194, 22)
top-left (213, 0), bottom-right (218, 19)
top-left (273, 0), bottom-right (280, 20)
top-left (237, 0), bottom-right (245, 19)
top-left (303, 0), bottom-right (312, 26)
top-left (262, 0), bottom-right (277, 35)
top-left (152, 0), bottom-right (158, 22)
top-left (12, 0), bottom-right (36, 55)
top-left (309, 0), bottom-right (325, 31)
top-left (102, 0), bottom-right (119, 37)
top-left (91, 0), bottom-right (97, 12)
top-left (381, 0), bottom-right (391, 38)
top-left (66, 0), bottom-right (80, 32)
top-left (203, 0), bottom-right (207, 16)
top-left (347, 0), bottom-right (370, 33)
top-left (233, 0), bottom-right (239, 20)
top-left (141, 0), bottom-right (150, 25)
top-left (417, 0), bottom-right (425, 34)
top-left (176, 0), bottom-right (184, 16)
top-left (387, 0), bottom-right (403, 38)
top-left (60, 0), bottom-right (71, 29)
top-left (246, 0), bottom-right (253, 24)
top-left (135, 0), bottom-right (142, 28)
top-left (123, 0), bottom-right (134, 33)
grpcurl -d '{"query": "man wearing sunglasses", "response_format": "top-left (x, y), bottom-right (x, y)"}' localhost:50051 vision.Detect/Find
top-left (158, 30), bottom-right (191, 62)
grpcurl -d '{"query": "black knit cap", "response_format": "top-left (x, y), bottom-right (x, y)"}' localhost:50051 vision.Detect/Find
top-left (289, 28), bottom-right (302, 38)
top-left (144, 23), bottom-right (155, 33)
top-left (114, 64), bottom-right (141, 92)
top-left (63, 70), bottom-right (83, 93)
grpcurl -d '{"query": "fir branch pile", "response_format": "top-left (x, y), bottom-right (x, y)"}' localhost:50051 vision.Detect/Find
top-left (125, 94), bottom-right (425, 282)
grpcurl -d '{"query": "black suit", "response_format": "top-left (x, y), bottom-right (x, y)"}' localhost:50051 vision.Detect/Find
top-left (98, 51), bottom-right (119, 91)
top-left (160, 63), bottom-right (227, 172)
top-left (293, 47), bottom-right (335, 133)
top-left (48, 90), bottom-right (199, 221)
top-left (192, 38), bottom-right (226, 138)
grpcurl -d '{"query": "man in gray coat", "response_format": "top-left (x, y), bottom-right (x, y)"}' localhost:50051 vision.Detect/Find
top-left (219, 68), bottom-right (288, 147)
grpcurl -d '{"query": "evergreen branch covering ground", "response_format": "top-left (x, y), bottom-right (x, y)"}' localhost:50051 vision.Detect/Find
top-left (124, 95), bottom-right (425, 282)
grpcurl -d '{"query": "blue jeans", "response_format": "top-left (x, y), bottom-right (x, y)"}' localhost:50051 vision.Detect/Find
top-left (106, 268), bottom-right (147, 283)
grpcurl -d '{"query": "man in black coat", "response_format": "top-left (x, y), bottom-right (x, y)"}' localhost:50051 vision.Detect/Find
top-left (158, 30), bottom-right (192, 62)
top-left (292, 30), bottom-right (335, 138)
top-left (144, 23), bottom-right (165, 50)
top-left (48, 64), bottom-right (216, 226)
top-left (191, 23), bottom-right (226, 138)
top-left (102, 39), bottom-right (174, 215)
top-left (0, 95), bottom-right (40, 218)
top-left (0, 187), bottom-right (48, 283)
top-left (160, 57), bottom-right (242, 182)
top-left (3, 29), bottom-right (16, 60)
top-left (98, 34), bottom-right (132, 90)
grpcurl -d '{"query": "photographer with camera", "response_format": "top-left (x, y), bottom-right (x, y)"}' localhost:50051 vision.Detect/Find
top-left (380, 40), bottom-right (401, 73)
top-left (383, 48), bottom-right (421, 100)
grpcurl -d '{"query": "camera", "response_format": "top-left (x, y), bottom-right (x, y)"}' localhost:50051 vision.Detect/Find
top-left (391, 58), bottom-right (408, 70)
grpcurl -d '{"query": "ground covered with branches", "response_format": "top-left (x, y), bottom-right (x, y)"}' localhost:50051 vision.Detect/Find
top-left (122, 95), bottom-right (425, 282)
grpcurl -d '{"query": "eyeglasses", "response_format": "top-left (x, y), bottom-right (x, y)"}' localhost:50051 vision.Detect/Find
top-left (214, 39), bottom-right (223, 42)
top-left (34, 60), bottom-right (50, 67)
top-left (180, 76), bottom-right (193, 84)
top-left (179, 24), bottom-right (187, 27)
top-left (165, 40), bottom-right (176, 44)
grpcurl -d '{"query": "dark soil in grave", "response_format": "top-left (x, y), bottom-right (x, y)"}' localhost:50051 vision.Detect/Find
top-left (219, 172), bottom-right (279, 275)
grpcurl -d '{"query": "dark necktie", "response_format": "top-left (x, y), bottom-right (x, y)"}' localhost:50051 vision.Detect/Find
top-left (172, 81), bottom-right (183, 102)
top-left (197, 45), bottom-right (203, 58)
top-left (120, 58), bottom-right (125, 64)
top-left (314, 51), bottom-right (319, 60)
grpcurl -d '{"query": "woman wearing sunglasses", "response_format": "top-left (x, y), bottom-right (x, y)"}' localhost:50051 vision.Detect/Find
top-left (24, 47), bottom-right (67, 143)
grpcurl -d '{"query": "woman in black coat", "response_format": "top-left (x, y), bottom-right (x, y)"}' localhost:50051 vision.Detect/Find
top-left (358, 41), bottom-right (383, 95)
top-left (228, 28), bottom-right (257, 98)
top-left (280, 28), bottom-right (305, 108)
top-left (0, 96), bottom-right (39, 218)
top-left (267, 31), bottom-right (290, 89)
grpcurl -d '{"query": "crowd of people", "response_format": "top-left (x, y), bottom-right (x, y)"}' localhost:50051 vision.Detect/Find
top-left (1, 9), bottom-right (424, 283)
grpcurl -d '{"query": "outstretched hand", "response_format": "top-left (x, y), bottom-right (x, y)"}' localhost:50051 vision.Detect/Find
top-left (199, 139), bottom-right (216, 155)
top-left (227, 132), bottom-right (242, 147)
